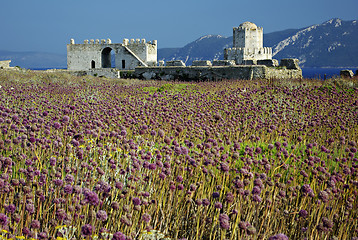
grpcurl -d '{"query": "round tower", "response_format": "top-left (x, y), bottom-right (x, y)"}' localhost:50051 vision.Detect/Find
top-left (233, 22), bottom-right (263, 49)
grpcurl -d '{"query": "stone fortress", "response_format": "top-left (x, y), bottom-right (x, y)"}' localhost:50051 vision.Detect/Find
top-left (67, 22), bottom-right (302, 80)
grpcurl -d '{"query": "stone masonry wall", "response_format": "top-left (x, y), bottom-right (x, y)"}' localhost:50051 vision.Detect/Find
top-left (134, 65), bottom-right (302, 81)
top-left (0, 60), bottom-right (11, 69)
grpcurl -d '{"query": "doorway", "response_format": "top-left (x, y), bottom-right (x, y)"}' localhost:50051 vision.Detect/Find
top-left (101, 47), bottom-right (114, 68)
top-left (91, 60), bottom-right (95, 69)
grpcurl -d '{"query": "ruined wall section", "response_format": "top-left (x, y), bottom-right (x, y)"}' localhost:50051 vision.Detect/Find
top-left (67, 38), bottom-right (157, 71)
top-left (134, 65), bottom-right (302, 81)
top-left (67, 42), bottom-right (102, 70)
top-left (0, 60), bottom-right (11, 69)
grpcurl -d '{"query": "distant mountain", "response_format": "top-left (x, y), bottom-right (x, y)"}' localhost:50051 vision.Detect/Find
top-left (158, 18), bottom-right (358, 68)
top-left (272, 18), bottom-right (358, 67)
top-left (0, 50), bottom-right (66, 69)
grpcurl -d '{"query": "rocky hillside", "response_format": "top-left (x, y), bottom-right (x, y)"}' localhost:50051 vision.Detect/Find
top-left (158, 18), bottom-right (358, 67)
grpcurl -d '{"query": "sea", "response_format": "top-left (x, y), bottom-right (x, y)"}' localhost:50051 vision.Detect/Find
top-left (302, 67), bottom-right (357, 79)
top-left (31, 67), bottom-right (358, 80)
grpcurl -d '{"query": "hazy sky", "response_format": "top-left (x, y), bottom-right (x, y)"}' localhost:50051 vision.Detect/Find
top-left (1, 0), bottom-right (357, 54)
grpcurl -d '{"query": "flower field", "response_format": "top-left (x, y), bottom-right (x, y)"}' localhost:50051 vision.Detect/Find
top-left (0, 70), bottom-right (357, 239)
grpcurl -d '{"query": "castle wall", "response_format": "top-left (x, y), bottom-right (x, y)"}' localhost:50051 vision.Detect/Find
top-left (67, 38), bottom-right (157, 71)
top-left (0, 60), bottom-right (11, 69)
top-left (134, 65), bottom-right (302, 81)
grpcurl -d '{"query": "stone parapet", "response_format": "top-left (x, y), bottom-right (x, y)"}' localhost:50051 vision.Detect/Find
top-left (257, 59), bottom-right (279, 67)
top-left (192, 60), bottom-right (212, 66)
top-left (166, 60), bottom-right (186, 67)
top-left (212, 60), bottom-right (235, 66)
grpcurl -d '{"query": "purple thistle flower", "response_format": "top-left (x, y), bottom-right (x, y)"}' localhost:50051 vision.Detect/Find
top-left (96, 210), bottom-right (108, 221)
top-left (298, 209), bottom-right (308, 218)
top-left (81, 224), bottom-right (93, 236)
top-left (25, 203), bottom-right (35, 214)
top-left (268, 233), bottom-right (289, 240)
top-left (252, 195), bottom-right (262, 202)
top-left (220, 162), bottom-right (230, 172)
top-left (53, 122), bottom-right (61, 129)
top-left (202, 198), bottom-right (210, 206)
top-left (252, 186), bottom-right (261, 195)
top-left (113, 231), bottom-right (127, 240)
top-left (65, 174), bottom-right (74, 183)
top-left (176, 175), bottom-right (183, 182)
top-left (38, 231), bottom-right (48, 239)
top-left (212, 192), bottom-right (220, 198)
top-left (225, 192), bottom-right (234, 203)
top-left (0, 213), bottom-right (8, 226)
top-left (30, 219), bottom-right (40, 229)
top-left (111, 201), bottom-right (120, 210)
top-left (132, 197), bottom-right (141, 206)
top-left (301, 184), bottom-right (313, 195)
top-left (84, 191), bottom-right (99, 206)
top-left (318, 190), bottom-right (329, 203)
top-left (214, 202), bottom-right (223, 209)
top-left (49, 157), bottom-right (56, 166)
top-left (63, 184), bottom-right (73, 194)
top-left (142, 213), bottom-right (151, 223)
top-left (5, 204), bottom-right (16, 214)
top-left (219, 214), bottom-right (230, 230)
top-left (177, 184), bottom-right (184, 190)
top-left (149, 163), bottom-right (157, 170)
top-left (56, 208), bottom-right (67, 221)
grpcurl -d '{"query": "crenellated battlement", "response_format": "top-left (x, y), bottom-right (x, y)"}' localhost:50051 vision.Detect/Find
top-left (122, 38), bottom-right (157, 46)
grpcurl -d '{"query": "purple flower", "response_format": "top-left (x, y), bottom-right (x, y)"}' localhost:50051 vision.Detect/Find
top-left (202, 198), bottom-right (210, 206)
top-left (53, 179), bottom-right (63, 187)
top-left (5, 204), bottom-right (16, 214)
top-left (298, 209), bottom-right (308, 218)
top-left (220, 162), bottom-right (230, 172)
top-left (113, 231), bottom-right (127, 240)
top-left (268, 233), bottom-right (289, 240)
top-left (30, 219), bottom-right (40, 229)
top-left (25, 203), bottom-right (35, 214)
top-left (61, 115), bottom-right (70, 123)
top-left (38, 231), bottom-right (48, 239)
top-left (142, 213), bottom-right (151, 223)
top-left (96, 210), bottom-right (108, 221)
top-left (0, 213), bottom-right (8, 226)
top-left (132, 197), bottom-right (141, 206)
top-left (64, 184), bottom-right (73, 194)
top-left (252, 195), bottom-right (262, 202)
top-left (301, 184), bottom-right (313, 195)
top-left (53, 122), bottom-right (61, 129)
top-left (65, 174), bottom-right (74, 183)
top-left (149, 163), bottom-right (157, 170)
top-left (214, 202), bottom-right (222, 209)
top-left (318, 190), bottom-right (329, 203)
top-left (212, 192), bottom-right (220, 198)
top-left (84, 191), bottom-right (99, 206)
top-left (252, 186), bottom-right (261, 195)
top-left (81, 224), bottom-right (93, 236)
top-left (176, 175), bottom-right (183, 182)
top-left (219, 214), bottom-right (230, 230)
